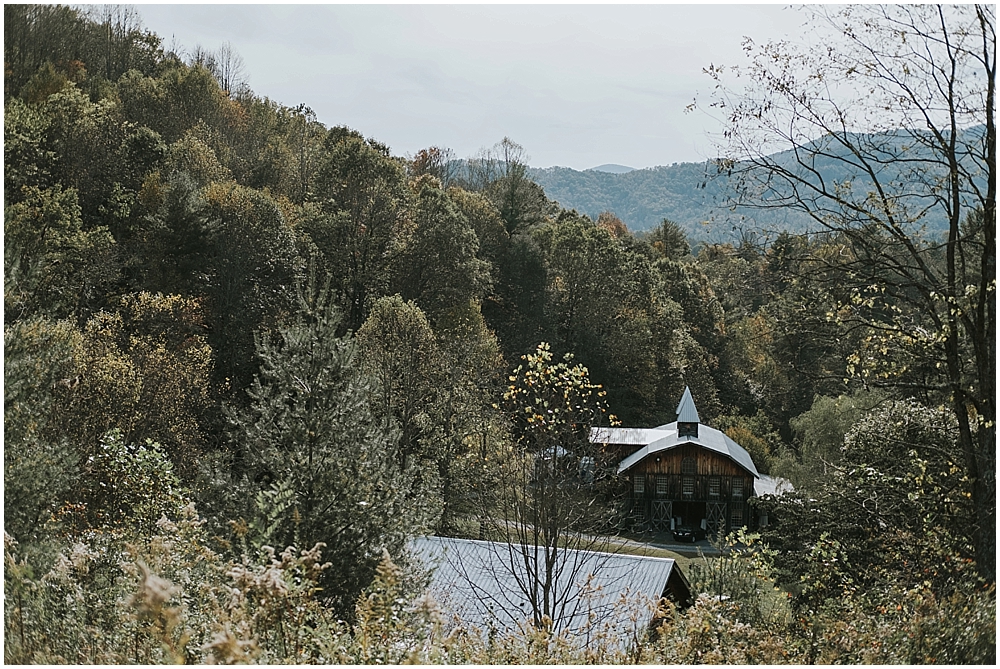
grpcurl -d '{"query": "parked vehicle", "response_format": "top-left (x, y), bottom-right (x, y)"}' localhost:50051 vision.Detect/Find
top-left (671, 525), bottom-right (707, 542)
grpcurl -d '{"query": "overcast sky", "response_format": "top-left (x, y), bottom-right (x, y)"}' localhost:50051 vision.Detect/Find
top-left (134, 2), bottom-right (817, 170)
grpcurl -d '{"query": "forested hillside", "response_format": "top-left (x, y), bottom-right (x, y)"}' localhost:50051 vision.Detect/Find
top-left (4, 4), bottom-right (995, 664)
top-left (531, 125), bottom-right (987, 237)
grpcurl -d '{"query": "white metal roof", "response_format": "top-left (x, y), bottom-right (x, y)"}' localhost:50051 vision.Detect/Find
top-left (590, 425), bottom-right (673, 446)
top-left (409, 536), bottom-right (681, 643)
top-left (754, 474), bottom-right (794, 496)
top-left (613, 421), bottom-right (761, 478)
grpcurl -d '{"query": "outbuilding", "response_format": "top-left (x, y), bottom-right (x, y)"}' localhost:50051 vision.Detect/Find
top-left (410, 535), bottom-right (692, 644)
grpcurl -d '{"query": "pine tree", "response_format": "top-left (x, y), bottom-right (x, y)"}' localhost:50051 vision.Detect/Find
top-left (227, 273), bottom-right (441, 618)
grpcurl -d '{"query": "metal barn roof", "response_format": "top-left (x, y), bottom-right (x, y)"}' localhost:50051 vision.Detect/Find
top-left (590, 425), bottom-right (672, 446)
top-left (409, 536), bottom-right (684, 643)
top-left (591, 387), bottom-right (761, 478)
top-left (613, 422), bottom-right (761, 478)
top-left (754, 474), bottom-right (794, 496)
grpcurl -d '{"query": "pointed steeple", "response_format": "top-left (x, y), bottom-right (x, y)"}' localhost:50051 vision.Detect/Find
top-left (676, 386), bottom-right (700, 438)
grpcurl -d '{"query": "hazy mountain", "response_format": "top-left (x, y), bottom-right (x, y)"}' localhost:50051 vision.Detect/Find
top-left (587, 163), bottom-right (636, 174)
top-left (529, 161), bottom-right (772, 239)
top-left (530, 126), bottom-right (985, 239)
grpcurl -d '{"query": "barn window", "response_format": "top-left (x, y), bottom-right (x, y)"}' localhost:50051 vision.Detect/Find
top-left (731, 505), bottom-right (744, 528)
top-left (682, 476), bottom-right (694, 498)
top-left (681, 457), bottom-right (696, 475)
top-left (633, 475), bottom-right (645, 495)
top-left (732, 477), bottom-right (745, 500)
top-left (709, 477), bottom-right (720, 499)
top-left (656, 475), bottom-right (669, 496)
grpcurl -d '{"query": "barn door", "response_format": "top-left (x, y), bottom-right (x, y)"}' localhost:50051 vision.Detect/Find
top-left (651, 500), bottom-right (673, 531)
top-left (706, 502), bottom-right (727, 535)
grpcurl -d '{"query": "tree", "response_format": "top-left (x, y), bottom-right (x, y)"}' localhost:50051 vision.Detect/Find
top-left (46, 293), bottom-right (213, 480)
top-left (227, 278), bottom-right (440, 618)
top-left (4, 184), bottom-right (116, 322)
top-left (755, 399), bottom-right (977, 599)
top-left (4, 317), bottom-right (81, 542)
top-left (707, 4), bottom-right (995, 579)
top-left (4, 5), bottom-right (89, 95)
top-left (355, 295), bottom-right (446, 464)
top-left (208, 41), bottom-right (248, 97)
top-left (776, 390), bottom-right (887, 489)
top-left (408, 145), bottom-right (460, 188)
top-left (533, 212), bottom-right (693, 424)
top-left (200, 182), bottom-right (302, 391)
top-left (645, 218), bottom-right (691, 261)
top-left (84, 4), bottom-right (161, 83)
top-left (474, 343), bottom-right (620, 634)
top-left (307, 127), bottom-right (409, 332)
top-left (431, 299), bottom-right (507, 533)
top-left (467, 137), bottom-right (555, 236)
top-left (391, 179), bottom-right (490, 321)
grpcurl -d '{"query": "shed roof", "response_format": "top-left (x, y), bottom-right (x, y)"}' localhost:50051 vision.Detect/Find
top-left (613, 421), bottom-right (761, 478)
top-left (409, 536), bottom-right (686, 643)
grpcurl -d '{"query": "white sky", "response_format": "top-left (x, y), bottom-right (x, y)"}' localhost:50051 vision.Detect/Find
top-left (129, 2), bottom-right (818, 170)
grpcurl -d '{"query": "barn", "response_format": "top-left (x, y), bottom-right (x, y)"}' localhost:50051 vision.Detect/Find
top-left (592, 387), bottom-right (780, 536)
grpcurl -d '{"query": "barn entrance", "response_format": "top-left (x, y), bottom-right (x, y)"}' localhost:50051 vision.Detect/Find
top-left (672, 500), bottom-right (706, 531)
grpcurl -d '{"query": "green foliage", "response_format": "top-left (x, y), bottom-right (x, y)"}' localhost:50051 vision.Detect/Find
top-left (4, 96), bottom-right (56, 196)
top-left (775, 390), bottom-right (885, 488)
top-left (228, 277), bottom-right (440, 618)
top-left (201, 181), bottom-right (303, 390)
top-left (4, 6), bottom-right (994, 660)
top-left (3, 317), bottom-right (81, 541)
top-left (532, 212), bottom-right (690, 424)
top-left (713, 411), bottom-right (783, 475)
top-left (391, 180), bottom-right (491, 320)
top-left (308, 126), bottom-right (409, 331)
top-left (689, 530), bottom-right (790, 626)
top-left (72, 430), bottom-right (189, 534)
top-left (756, 400), bottom-right (977, 600)
top-left (47, 292), bottom-right (213, 478)
top-left (356, 295), bottom-right (445, 463)
top-left (4, 184), bottom-right (117, 320)
top-left (163, 124), bottom-right (232, 188)
top-left (645, 217), bottom-right (691, 259)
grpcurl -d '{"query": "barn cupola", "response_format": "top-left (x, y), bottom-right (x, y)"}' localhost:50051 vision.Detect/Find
top-left (676, 386), bottom-right (700, 439)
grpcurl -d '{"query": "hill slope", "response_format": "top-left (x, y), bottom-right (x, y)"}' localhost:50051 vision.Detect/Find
top-left (531, 126), bottom-right (985, 239)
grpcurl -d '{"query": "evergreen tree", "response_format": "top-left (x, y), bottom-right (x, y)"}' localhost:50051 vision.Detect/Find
top-left (227, 275), bottom-right (441, 618)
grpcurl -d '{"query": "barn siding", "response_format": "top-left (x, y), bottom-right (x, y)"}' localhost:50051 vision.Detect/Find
top-left (626, 444), bottom-right (756, 535)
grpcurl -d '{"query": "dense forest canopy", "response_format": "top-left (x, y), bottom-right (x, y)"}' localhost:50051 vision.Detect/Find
top-left (4, 3), bottom-right (995, 664)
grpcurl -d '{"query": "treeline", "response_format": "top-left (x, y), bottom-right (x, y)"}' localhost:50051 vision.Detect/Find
top-left (4, 4), bottom-right (994, 664)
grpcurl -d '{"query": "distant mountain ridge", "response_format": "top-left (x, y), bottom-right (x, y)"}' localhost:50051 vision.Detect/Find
top-left (529, 126), bottom-right (985, 240)
top-left (587, 163), bottom-right (636, 174)
top-left (529, 161), bottom-right (742, 239)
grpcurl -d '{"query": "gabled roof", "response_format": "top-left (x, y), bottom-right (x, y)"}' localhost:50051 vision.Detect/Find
top-left (675, 386), bottom-right (700, 423)
top-left (409, 536), bottom-right (688, 643)
top-left (613, 421), bottom-right (761, 478)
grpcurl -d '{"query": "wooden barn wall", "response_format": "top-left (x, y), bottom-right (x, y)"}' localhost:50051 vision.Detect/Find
top-left (631, 443), bottom-right (747, 477)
